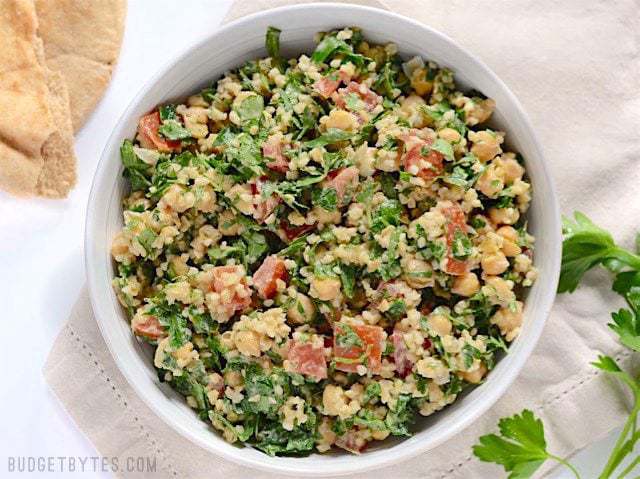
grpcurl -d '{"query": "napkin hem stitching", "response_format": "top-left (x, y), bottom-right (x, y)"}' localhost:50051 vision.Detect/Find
top-left (68, 325), bottom-right (180, 478)
top-left (438, 349), bottom-right (633, 477)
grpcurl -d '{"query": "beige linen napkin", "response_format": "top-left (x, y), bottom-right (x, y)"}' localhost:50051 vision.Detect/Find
top-left (45, 1), bottom-right (640, 477)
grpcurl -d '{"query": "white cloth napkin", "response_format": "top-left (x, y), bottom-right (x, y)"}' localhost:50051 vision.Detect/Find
top-left (44, 1), bottom-right (640, 477)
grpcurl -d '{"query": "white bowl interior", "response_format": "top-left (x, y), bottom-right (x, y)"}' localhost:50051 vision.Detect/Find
top-left (86, 4), bottom-right (561, 476)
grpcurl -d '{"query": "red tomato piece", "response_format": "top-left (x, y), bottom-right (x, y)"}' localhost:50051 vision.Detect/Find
top-left (279, 220), bottom-right (316, 241)
top-left (322, 166), bottom-right (359, 205)
top-left (137, 111), bottom-right (181, 152)
top-left (131, 314), bottom-right (166, 340)
top-left (443, 204), bottom-right (469, 276)
top-left (314, 76), bottom-right (341, 99)
top-left (262, 138), bottom-right (289, 173)
top-left (335, 430), bottom-right (368, 454)
top-left (391, 330), bottom-right (413, 378)
top-left (401, 136), bottom-right (444, 182)
top-left (287, 341), bottom-right (328, 380)
top-left (252, 255), bottom-right (288, 300)
top-left (332, 81), bottom-right (382, 112)
top-left (210, 265), bottom-right (252, 320)
top-left (333, 323), bottom-right (385, 374)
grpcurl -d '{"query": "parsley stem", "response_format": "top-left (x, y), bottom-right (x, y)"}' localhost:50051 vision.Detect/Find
top-left (614, 249), bottom-right (640, 271)
top-left (548, 454), bottom-right (582, 479)
top-left (616, 455), bottom-right (640, 479)
top-left (599, 401), bottom-right (640, 479)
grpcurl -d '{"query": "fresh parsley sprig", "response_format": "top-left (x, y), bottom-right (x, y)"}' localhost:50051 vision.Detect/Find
top-left (472, 410), bottom-right (580, 479)
top-left (473, 212), bottom-right (640, 479)
top-left (559, 212), bottom-right (640, 293)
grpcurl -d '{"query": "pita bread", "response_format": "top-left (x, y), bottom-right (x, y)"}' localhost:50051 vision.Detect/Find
top-left (36, 0), bottom-right (126, 131)
top-left (0, 0), bottom-right (76, 198)
top-left (36, 66), bottom-right (76, 197)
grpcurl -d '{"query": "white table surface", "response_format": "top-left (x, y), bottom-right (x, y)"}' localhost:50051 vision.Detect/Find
top-left (0, 1), bottom-right (620, 477)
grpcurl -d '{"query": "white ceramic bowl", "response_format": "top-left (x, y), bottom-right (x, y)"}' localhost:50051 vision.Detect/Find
top-left (86, 3), bottom-right (561, 476)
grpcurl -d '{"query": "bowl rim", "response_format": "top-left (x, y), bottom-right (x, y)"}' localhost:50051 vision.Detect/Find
top-left (85, 2), bottom-right (561, 475)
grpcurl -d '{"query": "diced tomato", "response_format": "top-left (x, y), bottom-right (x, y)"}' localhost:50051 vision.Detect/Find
top-left (335, 430), bottom-right (368, 454)
top-left (287, 341), bottom-right (328, 380)
top-left (209, 265), bottom-right (252, 320)
top-left (333, 323), bottom-right (385, 374)
top-left (332, 81), bottom-right (382, 112)
top-left (401, 136), bottom-right (444, 182)
top-left (322, 166), bottom-right (359, 205)
top-left (313, 70), bottom-right (353, 99)
top-left (208, 375), bottom-right (225, 394)
top-left (443, 204), bottom-right (469, 276)
top-left (250, 178), bottom-right (281, 223)
top-left (314, 76), bottom-right (341, 99)
top-left (279, 220), bottom-right (315, 241)
top-left (262, 139), bottom-right (289, 173)
top-left (252, 255), bottom-right (288, 300)
top-left (391, 330), bottom-right (413, 378)
top-left (137, 111), bottom-right (181, 152)
top-left (131, 314), bottom-right (166, 340)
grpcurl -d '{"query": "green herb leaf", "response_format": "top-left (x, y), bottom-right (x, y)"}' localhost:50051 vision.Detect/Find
top-left (451, 230), bottom-right (473, 260)
top-left (431, 138), bottom-right (455, 161)
top-left (305, 128), bottom-right (353, 148)
top-left (473, 410), bottom-right (549, 479)
top-left (338, 264), bottom-right (357, 299)
top-left (311, 34), bottom-right (368, 66)
top-left (136, 228), bottom-right (157, 256)
top-left (384, 394), bottom-right (413, 436)
top-left (335, 324), bottom-right (363, 349)
top-left (371, 199), bottom-right (402, 233)
top-left (159, 104), bottom-right (177, 121)
top-left (236, 94), bottom-right (264, 122)
top-left (312, 187), bottom-right (338, 211)
top-left (558, 212), bottom-right (640, 293)
top-left (266, 26), bottom-right (282, 68)
top-left (608, 309), bottom-right (640, 353)
top-left (158, 119), bottom-right (191, 140)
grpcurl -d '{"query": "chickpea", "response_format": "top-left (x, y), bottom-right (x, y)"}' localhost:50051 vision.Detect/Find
top-left (483, 276), bottom-right (516, 306)
top-left (372, 429), bottom-right (391, 440)
top-left (438, 127), bottom-right (461, 143)
top-left (476, 164), bottom-right (504, 198)
top-left (427, 313), bottom-right (452, 336)
top-left (497, 226), bottom-right (522, 257)
top-left (111, 231), bottom-right (130, 257)
top-left (187, 94), bottom-right (209, 107)
top-left (310, 277), bottom-right (342, 301)
top-left (481, 251), bottom-right (510, 275)
top-left (177, 105), bottom-right (209, 139)
top-left (224, 370), bottom-right (243, 387)
top-left (496, 156), bottom-right (525, 183)
top-left (410, 67), bottom-right (433, 96)
top-left (465, 98), bottom-right (495, 126)
top-left (452, 272), bottom-right (480, 297)
top-left (324, 110), bottom-right (358, 131)
top-left (496, 225), bottom-right (517, 242)
top-left (459, 362), bottom-right (488, 384)
top-left (491, 301), bottom-right (523, 341)
top-left (402, 257), bottom-right (433, 289)
top-left (287, 292), bottom-right (316, 324)
top-left (489, 207), bottom-right (520, 226)
top-left (469, 130), bottom-right (503, 162)
top-left (234, 330), bottom-right (261, 356)
top-left (322, 385), bottom-right (346, 416)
